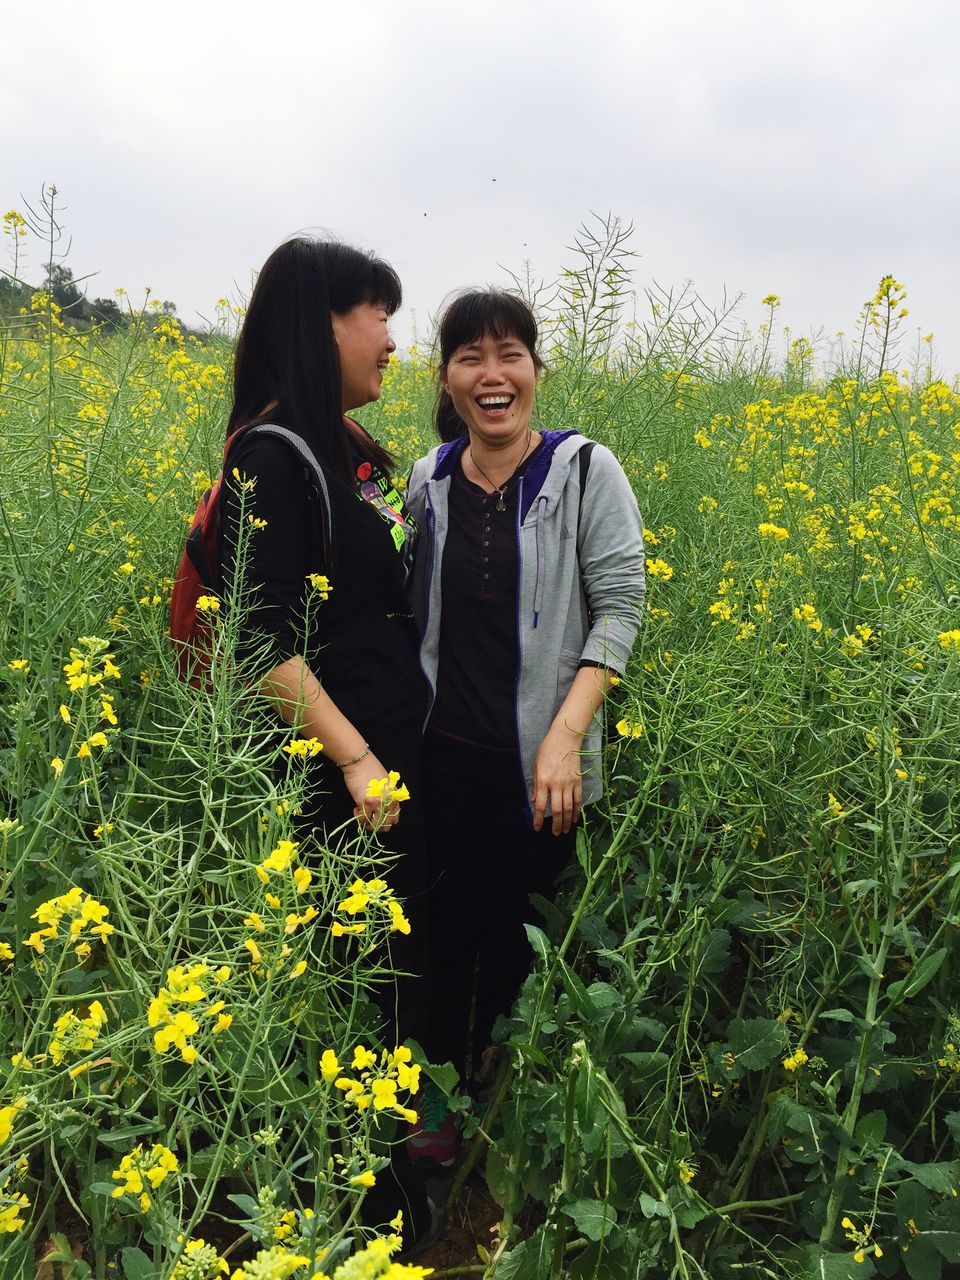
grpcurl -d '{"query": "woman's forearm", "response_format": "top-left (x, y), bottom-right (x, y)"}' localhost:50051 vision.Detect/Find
top-left (547, 664), bottom-right (615, 744)
top-left (260, 655), bottom-right (367, 767)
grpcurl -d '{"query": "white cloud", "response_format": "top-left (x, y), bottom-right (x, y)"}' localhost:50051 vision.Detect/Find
top-left (4, 0), bottom-right (957, 371)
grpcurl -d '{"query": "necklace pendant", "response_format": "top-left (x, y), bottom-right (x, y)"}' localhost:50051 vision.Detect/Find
top-left (496, 495), bottom-right (506, 512)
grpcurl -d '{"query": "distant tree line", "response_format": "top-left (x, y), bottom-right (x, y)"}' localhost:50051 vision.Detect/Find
top-left (0, 264), bottom-right (183, 333)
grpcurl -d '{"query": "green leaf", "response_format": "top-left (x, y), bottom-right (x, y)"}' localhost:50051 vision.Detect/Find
top-left (505, 1040), bottom-right (550, 1067)
top-left (788, 1244), bottom-right (876, 1279)
top-left (620, 1050), bottom-right (670, 1082)
top-left (524, 923), bottom-right (553, 968)
top-left (727, 1017), bottom-right (789, 1070)
top-left (901, 1161), bottom-right (960, 1194)
top-left (585, 981), bottom-right (623, 1014)
top-left (97, 1122), bottom-right (163, 1149)
top-left (903, 1237), bottom-right (942, 1280)
top-left (944, 1112), bottom-right (960, 1144)
top-left (557, 958), bottom-right (597, 1022)
top-left (694, 928), bottom-right (732, 979)
top-left (88, 1181), bottom-right (118, 1197)
top-left (226, 1192), bottom-right (261, 1219)
top-left (424, 1061), bottom-right (460, 1095)
top-left (485, 1144), bottom-right (524, 1215)
top-left (495, 1225), bottom-right (552, 1280)
top-left (121, 1247), bottom-right (157, 1280)
top-left (931, 1232), bottom-right (960, 1264)
top-left (633, 1016), bottom-right (667, 1041)
top-left (820, 1008), bottom-right (856, 1022)
top-left (672, 1200), bottom-right (712, 1229)
top-left (886, 948), bottom-right (949, 1007)
top-left (638, 1192), bottom-right (669, 1218)
top-left (896, 1179), bottom-right (931, 1230)
top-left (856, 1110), bottom-right (888, 1147)
top-left (562, 1197), bottom-right (618, 1241)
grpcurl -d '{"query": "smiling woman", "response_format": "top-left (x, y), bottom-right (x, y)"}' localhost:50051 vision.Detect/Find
top-left (215, 235), bottom-right (437, 1238)
top-left (405, 288), bottom-right (645, 1166)
top-left (332, 300), bottom-right (397, 410)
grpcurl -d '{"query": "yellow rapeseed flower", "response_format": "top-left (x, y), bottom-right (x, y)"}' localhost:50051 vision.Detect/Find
top-left (757, 522), bottom-right (789, 541)
top-left (282, 737), bottom-right (323, 758)
top-left (0, 1178), bottom-right (29, 1234)
top-left (366, 771), bottom-right (410, 803)
top-left (0, 1099), bottom-right (26, 1148)
top-left (306, 572), bottom-right (333, 600)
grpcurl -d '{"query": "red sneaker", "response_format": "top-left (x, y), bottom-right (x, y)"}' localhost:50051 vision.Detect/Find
top-left (405, 1081), bottom-right (460, 1169)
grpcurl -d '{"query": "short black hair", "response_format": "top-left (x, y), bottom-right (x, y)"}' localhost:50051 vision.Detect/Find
top-left (434, 289), bottom-right (544, 442)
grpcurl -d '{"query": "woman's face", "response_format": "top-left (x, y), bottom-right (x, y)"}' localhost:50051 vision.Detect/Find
top-left (442, 331), bottom-right (538, 449)
top-left (331, 301), bottom-right (396, 411)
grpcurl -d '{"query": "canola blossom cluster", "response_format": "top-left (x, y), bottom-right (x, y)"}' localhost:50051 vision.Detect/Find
top-left (24, 885), bottom-right (114, 960)
top-left (149, 963), bottom-right (233, 1064)
top-left (333, 878), bottom-right (411, 938)
top-left (321, 1043), bottom-right (421, 1124)
top-left (111, 1142), bottom-right (179, 1213)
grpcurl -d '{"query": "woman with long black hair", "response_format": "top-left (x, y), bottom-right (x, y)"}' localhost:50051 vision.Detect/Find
top-left (219, 237), bottom-right (436, 1241)
top-left (222, 238), bottom-right (425, 844)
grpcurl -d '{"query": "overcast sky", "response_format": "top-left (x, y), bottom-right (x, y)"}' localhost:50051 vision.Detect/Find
top-left (4, 0), bottom-right (959, 376)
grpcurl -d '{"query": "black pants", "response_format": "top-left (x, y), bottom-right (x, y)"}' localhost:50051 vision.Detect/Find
top-left (420, 730), bottom-right (576, 1079)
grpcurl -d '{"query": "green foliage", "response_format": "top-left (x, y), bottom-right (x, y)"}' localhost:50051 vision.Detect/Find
top-left (1, 208), bottom-right (959, 1277)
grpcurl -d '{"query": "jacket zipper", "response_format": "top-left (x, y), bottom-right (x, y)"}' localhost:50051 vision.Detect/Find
top-left (419, 488), bottom-right (437, 722)
top-left (513, 476), bottom-right (532, 817)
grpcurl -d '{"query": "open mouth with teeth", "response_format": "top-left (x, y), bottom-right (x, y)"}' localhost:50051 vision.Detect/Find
top-left (476, 394), bottom-right (515, 417)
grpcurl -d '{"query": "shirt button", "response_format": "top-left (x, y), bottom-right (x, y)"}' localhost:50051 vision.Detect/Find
top-left (483, 573), bottom-right (489, 579)
top-left (483, 540), bottom-right (489, 547)
top-left (483, 556), bottom-right (488, 563)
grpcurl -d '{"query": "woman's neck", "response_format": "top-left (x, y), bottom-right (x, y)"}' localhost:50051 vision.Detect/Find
top-left (464, 429), bottom-right (540, 489)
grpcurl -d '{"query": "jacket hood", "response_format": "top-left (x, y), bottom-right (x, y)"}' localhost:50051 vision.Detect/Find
top-left (430, 430), bottom-right (591, 522)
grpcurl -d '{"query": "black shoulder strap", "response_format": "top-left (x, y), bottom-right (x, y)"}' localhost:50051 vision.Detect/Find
top-left (578, 440), bottom-right (597, 524)
top-left (228, 423), bottom-right (335, 574)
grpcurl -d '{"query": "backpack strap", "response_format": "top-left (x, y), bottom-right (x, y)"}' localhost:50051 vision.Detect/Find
top-left (577, 440), bottom-right (597, 527)
top-left (225, 423), bottom-right (335, 575)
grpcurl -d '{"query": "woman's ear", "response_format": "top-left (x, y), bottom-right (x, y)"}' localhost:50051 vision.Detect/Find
top-left (439, 367), bottom-right (449, 393)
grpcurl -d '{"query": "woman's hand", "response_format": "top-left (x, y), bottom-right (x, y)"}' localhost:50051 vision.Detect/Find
top-left (341, 752), bottom-right (401, 833)
top-left (531, 726), bottom-right (583, 835)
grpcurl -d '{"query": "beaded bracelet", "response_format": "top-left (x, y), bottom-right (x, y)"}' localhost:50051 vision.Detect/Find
top-left (336, 743), bottom-right (370, 770)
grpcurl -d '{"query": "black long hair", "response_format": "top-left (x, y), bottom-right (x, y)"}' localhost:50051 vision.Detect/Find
top-left (228, 237), bottom-right (402, 485)
top-left (434, 289), bottom-right (544, 442)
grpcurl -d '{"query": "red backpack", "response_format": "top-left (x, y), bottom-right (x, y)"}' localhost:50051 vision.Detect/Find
top-left (169, 423), bottom-right (332, 682)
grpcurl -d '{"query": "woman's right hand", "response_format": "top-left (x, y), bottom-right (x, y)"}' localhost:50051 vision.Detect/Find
top-left (341, 752), bottom-right (401, 833)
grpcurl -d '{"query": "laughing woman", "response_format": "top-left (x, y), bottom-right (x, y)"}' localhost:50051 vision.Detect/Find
top-left (404, 289), bottom-right (645, 1163)
top-left (219, 238), bottom-right (430, 1030)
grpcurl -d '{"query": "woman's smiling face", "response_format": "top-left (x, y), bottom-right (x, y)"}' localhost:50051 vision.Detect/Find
top-left (332, 301), bottom-right (396, 412)
top-left (442, 331), bottom-right (538, 449)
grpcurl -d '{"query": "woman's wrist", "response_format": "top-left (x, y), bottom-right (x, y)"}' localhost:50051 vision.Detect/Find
top-left (335, 742), bottom-right (371, 770)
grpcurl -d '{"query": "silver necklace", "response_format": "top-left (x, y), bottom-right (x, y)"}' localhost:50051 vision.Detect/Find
top-left (469, 430), bottom-right (533, 511)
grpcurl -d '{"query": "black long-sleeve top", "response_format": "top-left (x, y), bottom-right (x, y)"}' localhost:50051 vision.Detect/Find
top-left (220, 432), bottom-right (427, 741)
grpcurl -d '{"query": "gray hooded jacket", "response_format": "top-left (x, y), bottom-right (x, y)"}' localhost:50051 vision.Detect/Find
top-left (407, 430), bottom-right (645, 809)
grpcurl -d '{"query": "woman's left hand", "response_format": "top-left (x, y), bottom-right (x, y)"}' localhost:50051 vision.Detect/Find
top-left (532, 726), bottom-right (583, 835)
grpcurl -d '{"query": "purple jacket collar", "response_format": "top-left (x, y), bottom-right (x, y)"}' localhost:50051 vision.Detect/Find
top-left (432, 429), bottom-right (579, 520)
